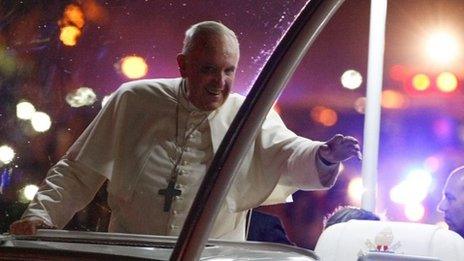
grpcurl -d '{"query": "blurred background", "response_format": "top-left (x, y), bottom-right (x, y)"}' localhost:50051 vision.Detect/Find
top-left (1, 0), bottom-right (464, 249)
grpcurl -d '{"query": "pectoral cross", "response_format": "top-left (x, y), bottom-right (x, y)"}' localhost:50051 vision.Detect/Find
top-left (158, 179), bottom-right (182, 212)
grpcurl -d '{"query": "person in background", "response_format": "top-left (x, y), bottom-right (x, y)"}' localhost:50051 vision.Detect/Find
top-left (323, 205), bottom-right (380, 229)
top-left (247, 210), bottom-right (294, 245)
top-left (437, 166), bottom-right (464, 237)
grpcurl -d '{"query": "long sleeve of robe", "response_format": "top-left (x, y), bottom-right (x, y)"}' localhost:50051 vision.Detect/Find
top-left (22, 78), bottom-right (339, 240)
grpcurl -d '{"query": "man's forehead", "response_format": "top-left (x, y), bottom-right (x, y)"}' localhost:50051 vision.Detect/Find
top-left (446, 169), bottom-right (464, 192)
top-left (193, 34), bottom-right (238, 52)
top-left (450, 169), bottom-right (464, 181)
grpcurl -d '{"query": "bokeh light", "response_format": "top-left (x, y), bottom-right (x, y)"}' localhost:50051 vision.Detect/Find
top-left (0, 45), bottom-right (17, 77)
top-left (389, 64), bottom-right (408, 81)
top-left (58, 4), bottom-right (85, 47)
top-left (412, 73), bottom-right (430, 91)
top-left (436, 72), bottom-right (458, 93)
top-left (390, 169), bottom-right (432, 205)
top-left (390, 183), bottom-right (407, 204)
top-left (23, 184), bottom-right (39, 201)
top-left (404, 203), bottom-right (425, 222)
top-left (62, 4), bottom-right (85, 28)
top-left (408, 169), bottom-right (432, 189)
top-left (66, 87), bottom-right (97, 107)
top-left (59, 25), bottom-right (82, 46)
top-left (433, 118), bottom-right (453, 138)
top-left (310, 106), bottom-right (338, 127)
top-left (425, 31), bottom-right (459, 64)
top-left (354, 97), bottom-right (366, 114)
top-left (340, 69), bottom-right (363, 90)
top-left (81, 0), bottom-right (108, 23)
top-left (319, 109), bottom-right (337, 126)
top-left (16, 101), bottom-right (36, 120)
top-left (381, 90), bottom-right (406, 109)
top-left (0, 145), bottom-right (15, 165)
top-left (423, 156), bottom-right (441, 172)
top-left (120, 55), bottom-right (148, 79)
top-left (31, 111), bottom-right (52, 132)
top-left (347, 176), bottom-right (363, 205)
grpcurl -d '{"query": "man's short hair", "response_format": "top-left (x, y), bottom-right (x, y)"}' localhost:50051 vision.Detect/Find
top-left (182, 21), bottom-right (239, 55)
top-left (324, 205), bottom-right (380, 229)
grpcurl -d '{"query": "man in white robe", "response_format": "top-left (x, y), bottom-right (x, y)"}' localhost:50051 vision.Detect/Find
top-left (10, 21), bottom-right (361, 240)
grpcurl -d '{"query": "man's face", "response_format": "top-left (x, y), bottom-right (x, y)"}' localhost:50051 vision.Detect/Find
top-left (437, 170), bottom-right (464, 236)
top-left (177, 34), bottom-right (239, 111)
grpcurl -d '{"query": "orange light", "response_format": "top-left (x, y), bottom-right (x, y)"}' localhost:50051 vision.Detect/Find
top-left (310, 106), bottom-right (324, 122)
top-left (436, 72), bottom-right (458, 93)
top-left (411, 74), bottom-right (430, 91)
top-left (311, 106), bottom-right (337, 127)
top-left (81, 0), bottom-right (107, 23)
top-left (120, 56), bottom-right (148, 79)
top-left (59, 26), bottom-right (81, 46)
top-left (58, 4), bottom-right (85, 47)
top-left (63, 4), bottom-right (85, 28)
top-left (381, 90), bottom-right (406, 109)
top-left (319, 108), bottom-right (337, 126)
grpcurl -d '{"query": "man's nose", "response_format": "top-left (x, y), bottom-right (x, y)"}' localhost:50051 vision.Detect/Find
top-left (437, 199), bottom-right (447, 212)
top-left (214, 72), bottom-right (226, 88)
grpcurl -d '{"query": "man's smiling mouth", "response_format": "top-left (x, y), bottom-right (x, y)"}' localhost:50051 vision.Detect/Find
top-left (206, 87), bottom-right (222, 95)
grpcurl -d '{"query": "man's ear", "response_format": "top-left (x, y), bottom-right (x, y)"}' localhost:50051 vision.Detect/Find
top-left (177, 53), bottom-right (187, 78)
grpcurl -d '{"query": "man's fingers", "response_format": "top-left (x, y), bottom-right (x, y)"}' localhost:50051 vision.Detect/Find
top-left (323, 134), bottom-right (362, 162)
top-left (10, 221), bottom-right (32, 235)
top-left (341, 136), bottom-right (359, 144)
top-left (326, 134), bottom-right (343, 145)
top-left (10, 219), bottom-right (54, 235)
top-left (333, 134), bottom-right (344, 144)
top-left (12, 221), bottom-right (35, 235)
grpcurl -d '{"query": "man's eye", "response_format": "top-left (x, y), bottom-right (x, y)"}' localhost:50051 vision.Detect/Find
top-left (225, 68), bottom-right (235, 75)
top-left (200, 66), bottom-right (216, 74)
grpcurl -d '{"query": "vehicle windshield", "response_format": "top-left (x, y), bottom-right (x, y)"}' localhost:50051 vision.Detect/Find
top-left (1, 0), bottom-right (463, 252)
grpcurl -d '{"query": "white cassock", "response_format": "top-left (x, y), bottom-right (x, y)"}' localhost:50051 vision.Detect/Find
top-left (22, 78), bottom-right (340, 240)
